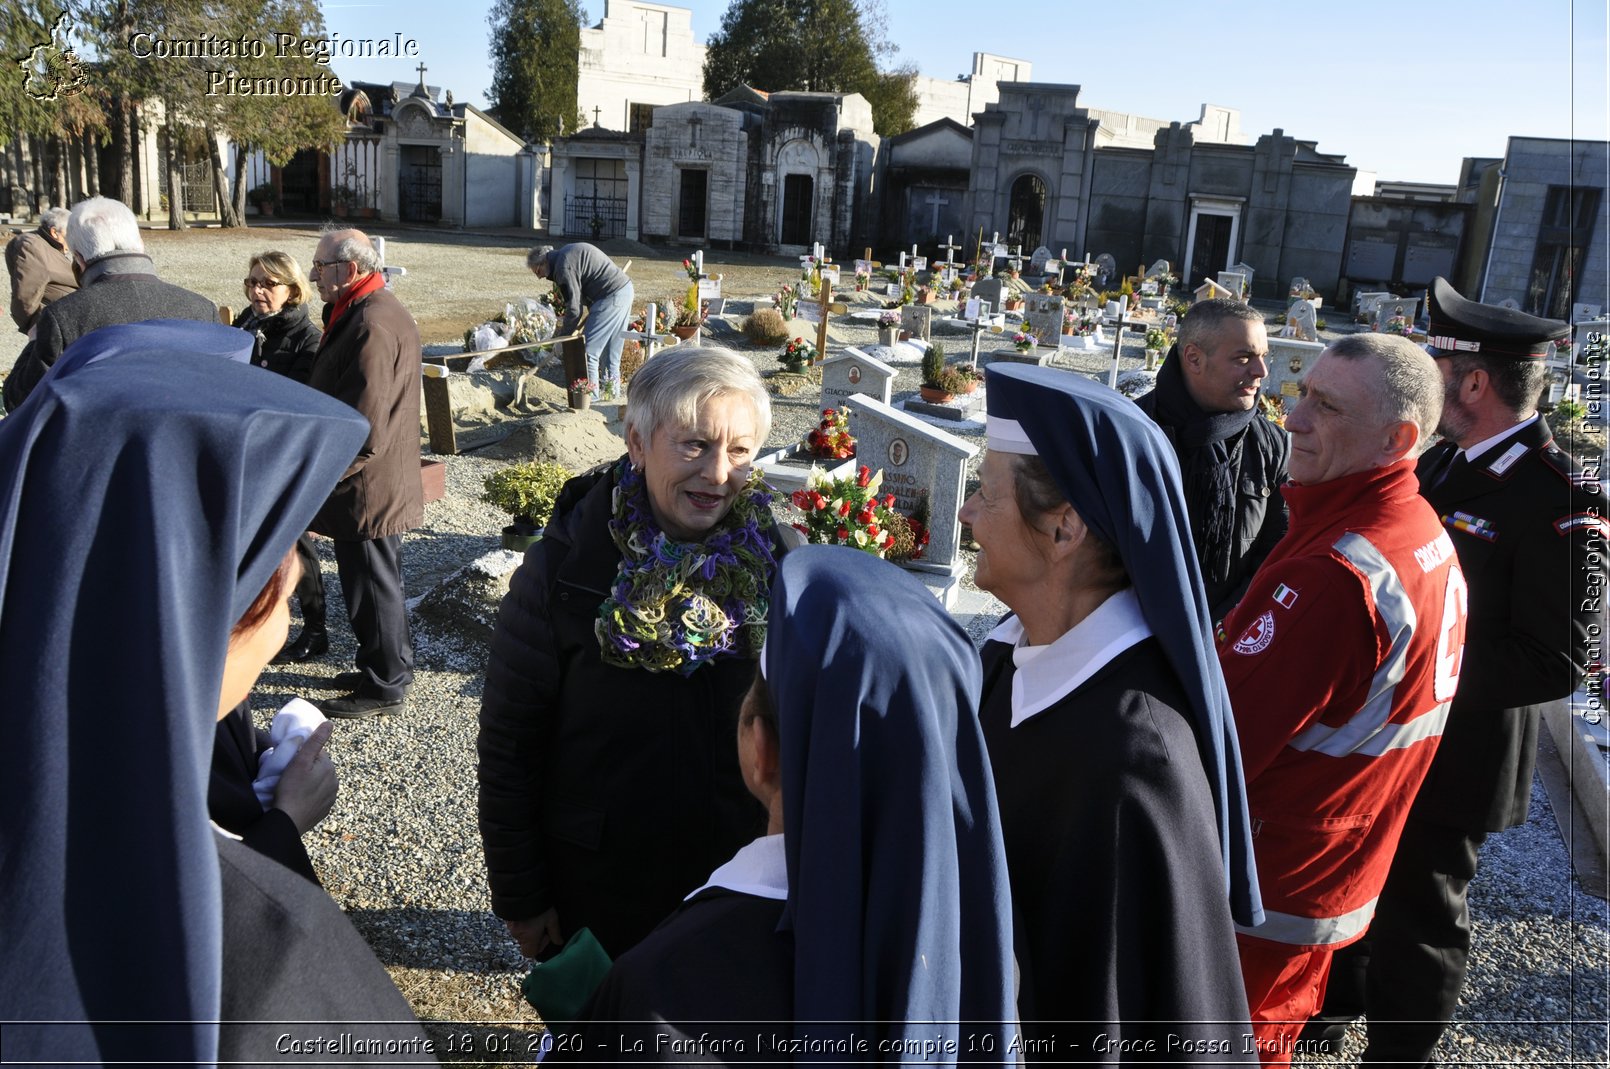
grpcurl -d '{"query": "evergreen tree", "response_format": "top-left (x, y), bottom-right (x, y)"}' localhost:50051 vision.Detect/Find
top-left (486, 0), bottom-right (585, 143)
top-left (702, 0), bottom-right (915, 134)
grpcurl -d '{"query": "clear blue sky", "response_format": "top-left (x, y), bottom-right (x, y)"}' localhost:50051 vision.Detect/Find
top-left (321, 0), bottom-right (1607, 186)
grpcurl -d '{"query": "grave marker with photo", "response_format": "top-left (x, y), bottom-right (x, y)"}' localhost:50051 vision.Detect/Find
top-left (846, 393), bottom-right (979, 597)
top-left (821, 347), bottom-right (897, 413)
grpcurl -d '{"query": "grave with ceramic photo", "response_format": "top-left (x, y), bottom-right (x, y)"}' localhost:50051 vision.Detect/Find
top-left (844, 393), bottom-right (979, 607)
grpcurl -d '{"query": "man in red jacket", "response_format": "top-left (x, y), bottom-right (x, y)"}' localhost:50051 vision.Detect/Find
top-left (1219, 333), bottom-right (1467, 1066)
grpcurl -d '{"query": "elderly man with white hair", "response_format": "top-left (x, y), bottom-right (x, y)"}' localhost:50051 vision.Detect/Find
top-left (6, 205), bottom-right (77, 336)
top-left (3, 196), bottom-right (214, 412)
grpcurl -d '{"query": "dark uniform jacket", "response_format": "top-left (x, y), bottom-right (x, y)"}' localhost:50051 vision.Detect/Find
top-left (980, 636), bottom-right (1255, 1061)
top-left (3, 256), bottom-right (215, 411)
top-left (1412, 417), bottom-right (1608, 831)
top-left (216, 834), bottom-right (436, 1064)
top-left (234, 302), bottom-right (322, 384)
top-left (209, 702), bottom-right (318, 884)
top-left (1134, 388), bottom-right (1289, 621)
top-left (561, 890), bottom-right (793, 1063)
top-left (477, 464), bottom-right (770, 959)
top-left (307, 284), bottom-right (423, 542)
top-left (6, 227), bottom-right (77, 333)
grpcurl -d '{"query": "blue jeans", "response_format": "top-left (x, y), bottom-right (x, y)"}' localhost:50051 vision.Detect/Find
top-left (584, 281), bottom-right (634, 392)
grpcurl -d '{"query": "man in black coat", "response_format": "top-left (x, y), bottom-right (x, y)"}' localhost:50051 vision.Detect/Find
top-left (1306, 278), bottom-right (1607, 1063)
top-left (1135, 298), bottom-right (1289, 621)
top-left (3, 197), bottom-right (214, 412)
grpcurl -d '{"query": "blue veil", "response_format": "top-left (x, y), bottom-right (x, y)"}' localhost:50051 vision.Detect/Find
top-left (764, 545), bottom-right (1018, 1058)
top-left (982, 364), bottom-right (1263, 928)
top-left (0, 321), bottom-right (370, 1063)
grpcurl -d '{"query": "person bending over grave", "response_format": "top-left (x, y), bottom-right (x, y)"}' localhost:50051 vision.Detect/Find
top-left (557, 546), bottom-right (1019, 1062)
top-left (1136, 298), bottom-right (1288, 621)
top-left (1216, 334), bottom-right (1465, 1068)
top-left (528, 242), bottom-right (633, 398)
top-left (0, 321), bottom-right (432, 1065)
top-left (1302, 281), bottom-right (1607, 1065)
top-left (959, 364), bottom-right (1262, 1062)
top-left (478, 346), bottom-right (803, 963)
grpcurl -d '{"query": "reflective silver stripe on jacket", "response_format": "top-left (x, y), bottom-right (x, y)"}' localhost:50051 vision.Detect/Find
top-left (1236, 897), bottom-right (1379, 946)
top-left (1287, 531), bottom-right (1442, 758)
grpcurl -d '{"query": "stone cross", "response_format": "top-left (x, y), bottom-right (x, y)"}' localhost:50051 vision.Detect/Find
top-left (593, 106), bottom-right (602, 126)
top-left (924, 192), bottom-right (949, 234)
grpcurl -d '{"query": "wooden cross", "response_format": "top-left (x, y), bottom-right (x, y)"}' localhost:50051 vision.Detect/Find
top-left (815, 278), bottom-right (832, 367)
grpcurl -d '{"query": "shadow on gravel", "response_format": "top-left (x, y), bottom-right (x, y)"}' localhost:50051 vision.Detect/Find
top-left (347, 906), bottom-right (524, 974)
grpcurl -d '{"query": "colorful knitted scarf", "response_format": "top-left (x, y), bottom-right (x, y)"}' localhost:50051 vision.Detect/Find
top-left (596, 458), bottom-right (778, 675)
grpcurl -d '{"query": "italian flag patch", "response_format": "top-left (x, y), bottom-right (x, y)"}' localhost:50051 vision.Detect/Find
top-left (1272, 583), bottom-right (1298, 609)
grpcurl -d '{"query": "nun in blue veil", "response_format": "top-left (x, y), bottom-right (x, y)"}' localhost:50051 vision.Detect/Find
top-left (565, 545), bottom-right (1020, 1063)
top-left (0, 321), bottom-right (432, 1065)
top-left (959, 364), bottom-right (1261, 1061)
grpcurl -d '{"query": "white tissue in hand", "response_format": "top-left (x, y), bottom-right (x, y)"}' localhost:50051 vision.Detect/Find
top-left (252, 698), bottom-right (327, 809)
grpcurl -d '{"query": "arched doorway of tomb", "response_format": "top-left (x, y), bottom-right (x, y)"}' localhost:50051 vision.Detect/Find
top-left (1007, 173), bottom-right (1045, 253)
top-left (775, 137), bottom-right (821, 249)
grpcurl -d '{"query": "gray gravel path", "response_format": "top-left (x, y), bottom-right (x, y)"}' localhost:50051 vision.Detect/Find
top-left (3, 225), bottom-right (1603, 1063)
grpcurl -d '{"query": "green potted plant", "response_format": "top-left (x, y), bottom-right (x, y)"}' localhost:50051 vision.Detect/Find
top-left (482, 460), bottom-right (573, 552)
top-left (247, 182), bottom-right (279, 217)
top-left (670, 299), bottom-right (707, 341)
top-left (919, 344), bottom-right (970, 403)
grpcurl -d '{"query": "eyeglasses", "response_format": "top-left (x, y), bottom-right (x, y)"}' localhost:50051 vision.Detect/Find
top-left (309, 259), bottom-right (348, 274)
top-left (243, 277), bottom-right (286, 290)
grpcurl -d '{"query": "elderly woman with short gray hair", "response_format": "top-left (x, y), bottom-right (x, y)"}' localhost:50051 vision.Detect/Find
top-left (478, 345), bottom-right (793, 962)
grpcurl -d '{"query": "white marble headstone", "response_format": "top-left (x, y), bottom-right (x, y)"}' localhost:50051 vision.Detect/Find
top-left (1282, 300), bottom-right (1319, 342)
top-left (846, 393), bottom-right (978, 573)
top-left (820, 348), bottom-right (897, 414)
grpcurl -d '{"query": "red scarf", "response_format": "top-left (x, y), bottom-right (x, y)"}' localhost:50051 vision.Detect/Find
top-left (321, 269), bottom-right (387, 342)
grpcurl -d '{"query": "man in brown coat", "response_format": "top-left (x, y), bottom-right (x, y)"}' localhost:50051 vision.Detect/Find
top-left (307, 228), bottom-right (422, 718)
top-left (6, 207), bottom-right (77, 334)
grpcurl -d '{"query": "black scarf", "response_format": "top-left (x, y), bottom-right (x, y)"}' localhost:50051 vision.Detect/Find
top-left (1149, 347), bottom-right (1257, 586)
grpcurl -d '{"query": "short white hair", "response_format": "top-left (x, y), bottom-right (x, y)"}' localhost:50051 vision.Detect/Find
top-left (318, 225), bottom-right (382, 275)
top-left (67, 197), bottom-right (143, 262)
top-left (624, 346), bottom-right (771, 447)
top-left (40, 207), bottom-right (70, 232)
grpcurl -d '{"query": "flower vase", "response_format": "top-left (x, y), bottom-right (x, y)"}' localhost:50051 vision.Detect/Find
top-left (671, 325), bottom-right (699, 341)
top-left (878, 326), bottom-right (897, 346)
top-left (568, 389), bottom-right (591, 410)
top-left (1145, 349), bottom-right (1161, 371)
